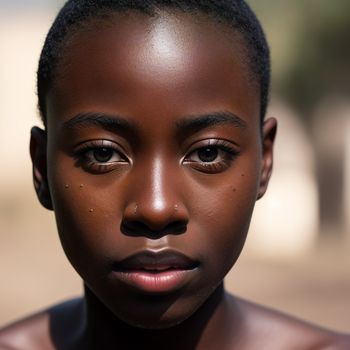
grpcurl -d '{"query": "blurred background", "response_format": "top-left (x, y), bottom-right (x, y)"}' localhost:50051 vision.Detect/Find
top-left (0, 0), bottom-right (349, 333)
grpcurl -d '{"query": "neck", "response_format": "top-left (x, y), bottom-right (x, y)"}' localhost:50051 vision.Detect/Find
top-left (80, 284), bottom-right (244, 350)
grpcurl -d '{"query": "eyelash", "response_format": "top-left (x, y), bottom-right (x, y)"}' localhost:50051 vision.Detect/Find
top-left (74, 140), bottom-right (129, 173)
top-left (74, 139), bottom-right (238, 174)
top-left (183, 139), bottom-right (239, 173)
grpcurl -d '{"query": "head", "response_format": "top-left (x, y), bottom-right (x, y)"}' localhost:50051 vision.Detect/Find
top-left (31, 0), bottom-right (276, 329)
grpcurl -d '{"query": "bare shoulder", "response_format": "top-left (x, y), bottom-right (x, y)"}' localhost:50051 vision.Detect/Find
top-left (0, 298), bottom-right (83, 350)
top-left (0, 310), bottom-right (52, 350)
top-left (234, 296), bottom-right (350, 350)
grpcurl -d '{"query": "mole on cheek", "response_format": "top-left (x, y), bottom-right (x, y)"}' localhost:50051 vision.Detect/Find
top-left (89, 208), bottom-right (94, 213)
top-left (79, 184), bottom-right (84, 188)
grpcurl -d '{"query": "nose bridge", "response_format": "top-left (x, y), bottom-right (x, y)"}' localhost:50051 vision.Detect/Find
top-left (125, 153), bottom-right (187, 233)
top-left (141, 155), bottom-right (174, 212)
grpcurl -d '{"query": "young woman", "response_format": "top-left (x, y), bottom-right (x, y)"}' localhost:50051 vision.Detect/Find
top-left (1, 1), bottom-right (349, 349)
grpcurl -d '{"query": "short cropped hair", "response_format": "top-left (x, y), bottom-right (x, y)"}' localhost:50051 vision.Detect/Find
top-left (37, 0), bottom-right (270, 126)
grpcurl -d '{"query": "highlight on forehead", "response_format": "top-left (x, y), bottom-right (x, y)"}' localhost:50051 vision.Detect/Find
top-left (56, 9), bottom-right (255, 89)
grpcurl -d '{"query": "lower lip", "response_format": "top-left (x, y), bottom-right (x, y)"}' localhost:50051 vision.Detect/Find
top-left (112, 269), bottom-right (196, 294)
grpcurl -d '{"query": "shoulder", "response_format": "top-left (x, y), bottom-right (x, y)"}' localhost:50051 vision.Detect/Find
top-left (234, 297), bottom-right (350, 350)
top-left (0, 311), bottom-right (52, 350)
top-left (0, 298), bottom-right (82, 350)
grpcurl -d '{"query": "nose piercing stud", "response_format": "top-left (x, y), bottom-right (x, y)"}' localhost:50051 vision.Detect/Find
top-left (174, 204), bottom-right (179, 212)
top-left (134, 205), bottom-right (138, 214)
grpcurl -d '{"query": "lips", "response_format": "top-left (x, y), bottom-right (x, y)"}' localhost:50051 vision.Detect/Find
top-left (111, 250), bottom-right (199, 294)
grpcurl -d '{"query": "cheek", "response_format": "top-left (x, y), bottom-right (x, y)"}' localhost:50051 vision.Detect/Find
top-left (191, 159), bottom-right (260, 276)
top-left (47, 153), bottom-right (125, 274)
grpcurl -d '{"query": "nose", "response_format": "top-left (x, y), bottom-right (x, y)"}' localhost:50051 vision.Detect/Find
top-left (121, 157), bottom-right (189, 238)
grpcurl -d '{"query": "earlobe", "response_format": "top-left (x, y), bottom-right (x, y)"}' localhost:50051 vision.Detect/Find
top-left (257, 117), bottom-right (277, 200)
top-left (30, 126), bottom-right (53, 210)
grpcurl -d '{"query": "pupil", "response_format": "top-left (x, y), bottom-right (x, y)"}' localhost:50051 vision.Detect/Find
top-left (93, 148), bottom-right (113, 162)
top-left (198, 147), bottom-right (218, 162)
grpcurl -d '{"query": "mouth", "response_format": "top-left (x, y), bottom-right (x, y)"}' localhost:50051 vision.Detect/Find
top-left (111, 249), bottom-right (199, 294)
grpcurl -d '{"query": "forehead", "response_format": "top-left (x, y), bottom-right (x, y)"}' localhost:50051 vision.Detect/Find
top-left (47, 11), bottom-right (260, 131)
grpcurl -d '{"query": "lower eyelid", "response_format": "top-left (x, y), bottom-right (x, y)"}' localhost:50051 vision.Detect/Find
top-left (186, 159), bottom-right (232, 173)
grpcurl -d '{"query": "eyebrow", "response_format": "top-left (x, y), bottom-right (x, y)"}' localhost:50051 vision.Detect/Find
top-left (176, 111), bottom-right (247, 133)
top-left (61, 110), bottom-right (246, 136)
top-left (61, 112), bottom-right (136, 134)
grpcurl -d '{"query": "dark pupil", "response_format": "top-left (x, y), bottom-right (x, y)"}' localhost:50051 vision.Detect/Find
top-left (93, 148), bottom-right (113, 162)
top-left (198, 147), bottom-right (218, 162)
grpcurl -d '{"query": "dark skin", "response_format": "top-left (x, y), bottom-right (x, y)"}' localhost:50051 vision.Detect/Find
top-left (1, 11), bottom-right (349, 350)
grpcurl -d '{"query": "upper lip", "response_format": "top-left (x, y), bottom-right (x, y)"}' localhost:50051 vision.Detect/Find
top-left (112, 249), bottom-right (199, 272)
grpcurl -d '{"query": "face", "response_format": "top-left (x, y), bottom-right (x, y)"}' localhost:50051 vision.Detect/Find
top-left (31, 11), bottom-right (276, 328)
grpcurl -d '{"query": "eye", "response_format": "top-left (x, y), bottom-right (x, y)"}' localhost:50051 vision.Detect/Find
top-left (88, 147), bottom-right (123, 163)
top-left (183, 140), bottom-right (238, 174)
top-left (196, 147), bottom-right (219, 163)
top-left (75, 140), bottom-right (129, 173)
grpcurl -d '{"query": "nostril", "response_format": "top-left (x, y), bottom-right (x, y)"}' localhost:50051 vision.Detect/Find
top-left (164, 221), bottom-right (187, 235)
top-left (120, 221), bottom-right (150, 237)
top-left (120, 220), bottom-right (187, 238)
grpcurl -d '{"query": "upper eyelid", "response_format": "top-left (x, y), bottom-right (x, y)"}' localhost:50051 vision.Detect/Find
top-left (189, 136), bottom-right (237, 146)
top-left (75, 139), bottom-right (118, 148)
top-left (185, 139), bottom-right (238, 153)
top-left (75, 139), bottom-right (128, 154)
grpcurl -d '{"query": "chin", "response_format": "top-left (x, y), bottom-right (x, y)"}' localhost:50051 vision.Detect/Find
top-left (103, 290), bottom-right (209, 331)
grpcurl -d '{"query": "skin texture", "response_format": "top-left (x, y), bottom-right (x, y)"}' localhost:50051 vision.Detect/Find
top-left (0, 11), bottom-right (349, 350)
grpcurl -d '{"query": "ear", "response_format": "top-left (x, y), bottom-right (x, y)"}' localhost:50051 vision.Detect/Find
top-left (257, 117), bottom-right (277, 200)
top-left (30, 126), bottom-right (53, 210)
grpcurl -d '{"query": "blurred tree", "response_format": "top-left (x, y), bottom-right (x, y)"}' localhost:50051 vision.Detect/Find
top-left (282, 0), bottom-right (350, 120)
top-left (249, 0), bottom-right (350, 239)
top-left (249, 0), bottom-right (350, 120)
